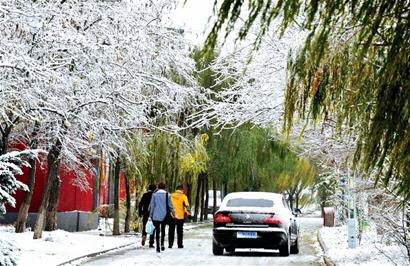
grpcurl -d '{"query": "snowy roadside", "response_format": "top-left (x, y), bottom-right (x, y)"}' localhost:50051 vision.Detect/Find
top-left (0, 224), bottom-right (136, 266)
top-left (0, 219), bottom-right (212, 266)
top-left (319, 225), bottom-right (409, 266)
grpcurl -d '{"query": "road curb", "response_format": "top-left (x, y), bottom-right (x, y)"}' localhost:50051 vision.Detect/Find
top-left (317, 228), bottom-right (337, 266)
top-left (57, 241), bottom-right (137, 266)
top-left (57, 220), bottom-right (212, 266)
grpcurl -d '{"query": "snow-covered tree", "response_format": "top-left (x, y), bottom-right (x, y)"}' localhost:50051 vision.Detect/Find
top-left (1, 0), bottom-right (201, 238)
top-left (0, 150), bottom-right (37, 214)
top-left (191, 19), bottom-right (305, 130)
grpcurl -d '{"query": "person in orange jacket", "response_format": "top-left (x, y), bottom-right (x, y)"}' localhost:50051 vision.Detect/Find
top-left (168, 184), bottom-right (191, 248)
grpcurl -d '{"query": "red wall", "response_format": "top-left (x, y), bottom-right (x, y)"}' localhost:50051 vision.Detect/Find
top-left (6, 145), bottom-right (125, 213)
top-left (56, 167), bottom-right (94, 212)
top-left (6, 151), bottom-right (95, 213)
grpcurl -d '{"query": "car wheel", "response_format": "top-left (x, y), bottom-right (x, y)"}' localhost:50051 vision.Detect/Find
top-left (225, 247), bottom-right (235, 253)
top-left (279, 234), bottom-right (290, 257)
top-left (213, 241), bottom-right (224, 256)
top-left (290, 237), bottom-right (299, 254)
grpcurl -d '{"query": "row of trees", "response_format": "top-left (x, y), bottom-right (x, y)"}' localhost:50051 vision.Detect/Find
top-left (199, 0), bottom-right (409, 262)
top-left (0, 0), bottom-right (201, 239)
top-left (1, 0), bottom-right (320, 245)
top-left (116, 125), bottom-right (317, 231)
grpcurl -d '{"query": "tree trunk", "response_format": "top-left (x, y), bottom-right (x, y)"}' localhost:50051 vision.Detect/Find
top-left (45, 172), bottom-right (61, 231)
top-left (15, 123), bottom-right (40, 233)
top-left (204, 174), bottom-right (209, 220)
top-left (0, 125), bottom-right (11, 155)
top-left (33, 139), bottom-right (62, 239)
top-left (0, 115), bottom-right (19, 155)
top-left (193, 172), bottom-right (203, 223)
top-left (223, 181), bottom-right (228, 199)
top-left (186, 178), bottom-right (192, 206)
top-left (113, 156), bottom-right (121, 235)
top-left (295, 192), bottom-right (300, 209)
top-left (200, 173), bottom-right (205, 222)
top-left (0, 124), bottom-right (12, 155)
top-left (124, 175), bottom-right (131, 233)
top-left (212, 178), bottom-right (217, 215)
top-left (288, 194), bottom-right (294, 210)
top-left (15, 157), bottom-right (37, 233)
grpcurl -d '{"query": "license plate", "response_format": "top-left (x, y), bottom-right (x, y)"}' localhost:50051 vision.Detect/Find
top-left (237, 231), bottom-right (257, 239)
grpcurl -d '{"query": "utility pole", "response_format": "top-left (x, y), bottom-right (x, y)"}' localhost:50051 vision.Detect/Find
top-left (347, 169), bottom-right (357, 248)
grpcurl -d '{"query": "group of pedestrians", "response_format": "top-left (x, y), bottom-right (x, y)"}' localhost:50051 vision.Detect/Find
top-left (138, 182), bottom-right (190, 253)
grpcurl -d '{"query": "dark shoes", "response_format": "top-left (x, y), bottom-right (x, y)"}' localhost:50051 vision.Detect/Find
top-left (149, 244), bottom-right (155, 248)
top-left (141, 235), bottom-right (147, 246)
top-left (161, 246), bottom-right (165, 251)
top-left (178, 245), bottom-right (184, 248)
top-left (156, 248), bottom-right (160, 253)
top-left (168, 245), bottom-right (173, 248)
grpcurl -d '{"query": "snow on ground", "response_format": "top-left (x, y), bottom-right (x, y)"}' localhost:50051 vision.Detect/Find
top-left (0, 219), bottom-right (212, 266)
top-left (320, 225), bottom-right (409, 266)
top-left (0, 222), bottom-right (137, 266)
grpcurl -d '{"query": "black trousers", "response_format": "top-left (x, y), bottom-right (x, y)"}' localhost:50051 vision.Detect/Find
top-left (153, 220), bottom-right (166, 250)
top-left (168, 219), bottom-right (184, 248)
top-left (142, 216), bottom-right (155, 245)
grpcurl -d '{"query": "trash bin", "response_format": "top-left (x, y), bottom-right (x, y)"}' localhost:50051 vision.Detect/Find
top-left (323, 207), bottom-right (335, 227)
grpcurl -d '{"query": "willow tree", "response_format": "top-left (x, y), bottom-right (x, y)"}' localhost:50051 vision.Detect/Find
top-left (276, 158), bottom-right (316, 209)
top-left (179, 133), bottom-right (209, 222)
top-left (205, 0), bottom-right (410, 201)
top-left (206, 124), bottom-right (315, 199)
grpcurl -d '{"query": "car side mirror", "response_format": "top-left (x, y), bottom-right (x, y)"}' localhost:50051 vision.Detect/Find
top-left (293, 208), bottom-right (301, 217)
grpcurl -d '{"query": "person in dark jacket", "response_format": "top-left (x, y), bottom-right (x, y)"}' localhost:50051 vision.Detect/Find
top-left (138, 184), bottom-right (156, 247)
top-left (149, 181), bottom-right (175, 253)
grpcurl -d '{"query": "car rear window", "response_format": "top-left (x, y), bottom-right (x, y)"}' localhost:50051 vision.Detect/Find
top-left (226, 198), bottom-right (274, 207)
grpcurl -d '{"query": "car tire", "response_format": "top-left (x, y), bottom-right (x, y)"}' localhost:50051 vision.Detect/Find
top-left (290, 237), bottom-right (299, 254)
top-left (279, 234), bottom-right (290, 257)
top-left (213, 241), bottom-right (224, 256)
top-left (225, 247), bottom-right (235, 253)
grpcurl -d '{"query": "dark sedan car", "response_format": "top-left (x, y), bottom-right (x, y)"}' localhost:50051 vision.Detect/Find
top-left (212, 192), bottom-right (299, 256)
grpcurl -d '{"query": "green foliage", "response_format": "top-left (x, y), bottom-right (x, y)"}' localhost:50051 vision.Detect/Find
top-left (315, 172), bottom-right (338, 210)
top-left (136, 130), bottom-right (182, 189)
top-left (207, 125), bottom-right (316, 194)
top-left (206, 0), bottom-right (410, 201)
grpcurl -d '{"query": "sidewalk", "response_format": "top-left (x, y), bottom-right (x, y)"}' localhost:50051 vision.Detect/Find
top-left (0, 219), bottom-right (212, 266)
top-left (318, 224), bottom-right (409, 266)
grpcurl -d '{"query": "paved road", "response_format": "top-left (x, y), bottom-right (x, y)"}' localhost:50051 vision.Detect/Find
top-left (82, 217), bottom-right (323, 266)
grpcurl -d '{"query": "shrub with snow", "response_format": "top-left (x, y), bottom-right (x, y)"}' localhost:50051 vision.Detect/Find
top-left (0, 150), bottom-right (36, 213)
top-left (0, 238), bottom-right (19, 266)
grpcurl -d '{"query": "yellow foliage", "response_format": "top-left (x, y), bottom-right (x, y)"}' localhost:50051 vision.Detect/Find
top-left (179, 134), bottom-right (210, 177)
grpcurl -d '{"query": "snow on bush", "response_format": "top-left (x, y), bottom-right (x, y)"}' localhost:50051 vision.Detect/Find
top-left (0, 150), bottom-right (37, 213)
top-left (0, 238), bottom-right (19, 266)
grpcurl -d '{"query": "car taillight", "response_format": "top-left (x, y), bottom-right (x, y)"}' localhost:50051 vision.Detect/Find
top-left (263, 216), bottom-right (283, 225)
top-left (214, 213), bottom-right (232, 223)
